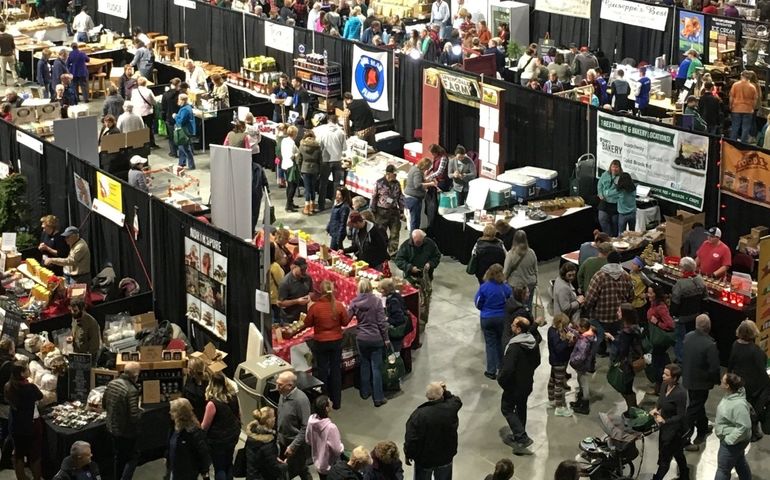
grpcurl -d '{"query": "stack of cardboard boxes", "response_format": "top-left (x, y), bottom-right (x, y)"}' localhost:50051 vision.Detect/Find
top-left (738, 226), bottom-right (769, 253)
top-left (664, 210), bottom-right (706, 257)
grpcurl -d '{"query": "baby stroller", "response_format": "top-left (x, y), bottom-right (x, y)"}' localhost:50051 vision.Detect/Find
top-left (576, 409), bottom-right (658, 480)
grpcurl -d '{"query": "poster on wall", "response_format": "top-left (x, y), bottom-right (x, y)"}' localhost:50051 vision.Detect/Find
top-left (706, 16), bottom-right (738, 64)
top-left (351, 46), bottom-right (389, 112)
top-left (96, 172), bottom-right (122, 212)
top-left (758, 235), bottom-right (770, 356)
top-left (678, 10), bottom-right (705, 57)
top-left (599, 0), bottom-right (670, 32)
top-left (596, 111), bottom-right (708, 210)
top-left (535, 0), bottom-right (591, 19)
top-left (185, 227), bottom-right (228, 341)
top-left (720, 143), bottom-right (770, 208)
top-left (73, 173), bottom-right (92, 209)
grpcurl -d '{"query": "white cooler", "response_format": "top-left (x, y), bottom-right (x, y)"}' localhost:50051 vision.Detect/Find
top-left (508, 166), bottom-right (558, 191)
top-left (467, 177), bottom-right (513, 210)
top-left (496, 171), bottom-right (537, 200)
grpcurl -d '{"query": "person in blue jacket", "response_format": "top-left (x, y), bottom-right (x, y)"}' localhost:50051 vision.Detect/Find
top-left (474, 263), bottom-right (512, 380)
top-left (175, 93), bottom-right (197, 171)
top-left (326, 187), bottom-right (351, 250)
top-left (635, 66), bottom-right (651, 116)
top-left (65, 43), bottom-right (89, 103)
top-left (675, 54), bottom-right (692, 98)
top-left (36, 48), bottom-right (52, 98)
top-left (343, 8), bottom-right (362, 40)
top-left (51, 48), bottom-right (69, 93)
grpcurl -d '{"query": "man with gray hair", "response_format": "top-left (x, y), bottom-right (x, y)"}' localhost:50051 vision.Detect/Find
top-left (682, 314), bottom-right (720, 452)
top-left (276, 371), bottom-right (312, 480)
top-left (116, 102), bottom-right (145, 133)
top-left (670, 256), bottom-right (708, 363)
top-left (103, 361), bottom-right (142, 479)
top-left (404, 381), bottom-right (462, 479)
top-left (394, 229), bottom-right (442, 334)
top-left (53, 441), bottom-right (101, 480)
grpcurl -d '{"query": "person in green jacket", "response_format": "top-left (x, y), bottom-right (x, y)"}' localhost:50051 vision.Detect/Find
top-left (714, 372), bottom-right (753, 480)
top-left (616, 172), bottom-right (637, 236)
top-left (394, 229), bottom-right (442, 332)
top-left (686, 50), bottom-right (703, 80)
top-left (684, 95), bottom-right (708, 133)
top-left (577, 242), bottom-right (611, 294)
top-left (596, 159), bottom-right (622, 235)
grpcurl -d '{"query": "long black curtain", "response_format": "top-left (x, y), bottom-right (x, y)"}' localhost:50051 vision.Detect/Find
top-left (440, 97), bottom-right (479, 155)
top-left (18, 143), bottom-right (47, 226)
top-left (597, 18), bottom-right (675, 65)
top-left (394, 53), bottom-right (423, 142)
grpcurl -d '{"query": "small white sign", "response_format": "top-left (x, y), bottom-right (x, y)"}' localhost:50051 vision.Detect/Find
top-left (174, 0), bottom-right (197, 8)
top-left (0, 163), bottom-right (10, 179)
top-left (255, 289), bottom-right (270, 314)
top-left (98, 0), bottom-right (129, 19)
top-left (15, 130), bottom-right (43, 154)
top-left (298, 236), bottom-right (308, 259)
top-left (92, 198), bottom-right (125, 226)
top-left (1, 233), bottom-right (16, 252)
top-left (265, 22), bottom-right (294, 54)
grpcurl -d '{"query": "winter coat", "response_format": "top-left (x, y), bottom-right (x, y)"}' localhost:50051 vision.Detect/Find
top-left (364, 459), bottom-right (404, 480)
top-left (328, 459), bottom-right (363, 480)
top-left (52, 455), bottom-right (101, 480)
top-left (597, 170), bottom-right (620, 204)
top-left (306, 414), bottom-right (344, 474)
top-left (327, 202), bottom-right (351, 242)
top-left (609, 325), bottom-right (644, 376)
top-left (503, 247), bottom-right (538, 288)
top-left (385, 292), bottom-right (409, 339)
top-left (245, 422), bottom-right (286, 480)
top-left (103, 374), bottom-right (142, 437)
top-left (569, 329), bottom-right (597, 373)
top-left (552, 276), bottom-right (580, 323)
top-left (102, 93), bottom-right (125, 119)
top-left (394, 237), bottom-right (442, 285)
top-left (584, 263), bottom-right (634, 324)
top-left (165, 427), bottom-right (212, 480)
top-left (348, 292), bottom-right (389, 344)
top-left (344, 220), bottom-right (389, 267)
top-left (715, 388), bottom-right (752, 445)
top-left (547, 327), bottom-right (574, 366)
top-left (647, 301), bottom-right (674, 331)
top-left (298, 138), bottom-right (322, 175)
top-left (682, 329), bottom-right (720, 391)
top-left (471, 238), bottom-right (506, 283)
top-left (475, 281), bottom-right (511, 319)
top-left (403, 390), bottom-right (462, 467)
top-left (498, 332), bottom-right (541, 396)
top-left (670, 275), bottom-right (708, 324)
top-left (729, 341), bottom-right (770, 402)
top-left (343, 16), bottom-right (362, 40)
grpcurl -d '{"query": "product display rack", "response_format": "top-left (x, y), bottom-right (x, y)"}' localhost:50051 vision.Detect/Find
top-left (294, 57), bottom-right (342, 109)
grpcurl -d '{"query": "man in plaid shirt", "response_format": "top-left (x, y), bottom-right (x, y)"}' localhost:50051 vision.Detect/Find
top-left (583, 251), bottom-right (634, 354)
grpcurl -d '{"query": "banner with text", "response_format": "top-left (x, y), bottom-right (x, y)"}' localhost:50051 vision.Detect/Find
top-left (185, 227), bottom-right (229, 341)
top-left (721, 142), bottom-right (770, 208)
top-left (98, 0), bottom-right (128, 18)
top-left (535, 0), bottom-right (591, 19)
top-left (758, 234), bottom-right (770, 356)
top-left (264, 21), bottom-right (294, 54)
top-left (596, 111), bottom-right (708, 210)
top-left (706, 16), bottom-right (738, 64)
top-left (600, 0), bottom-right (670, 31)
top-left (352, 45), bottom-right (389, 112)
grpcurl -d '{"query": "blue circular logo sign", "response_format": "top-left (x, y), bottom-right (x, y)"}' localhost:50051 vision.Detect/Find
top-left (354, 55), bottom-right (384, 103)
top-left (298, 44), bottom-right (306, 55)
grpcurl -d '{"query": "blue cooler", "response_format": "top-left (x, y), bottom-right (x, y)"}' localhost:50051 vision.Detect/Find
top-left (509, 166), bottom-right (558, 192)
top-left (496, 171), bottom-right (536, 200)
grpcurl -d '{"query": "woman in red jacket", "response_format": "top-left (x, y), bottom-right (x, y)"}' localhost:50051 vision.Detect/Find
top-left (646, 283), bottom-right (675, 396)
top-left (304, 280), bottom-right (351, 409)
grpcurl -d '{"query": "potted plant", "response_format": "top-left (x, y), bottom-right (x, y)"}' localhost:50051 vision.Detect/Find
top-left (507, 41), bottom-right (523, 68)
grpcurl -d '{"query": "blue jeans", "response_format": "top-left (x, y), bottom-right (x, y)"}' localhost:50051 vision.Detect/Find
top-left (414, 462), bottom-right (453, 480)
top-left (302, 172), bottom-right (316, 201)
top-left (715, 441), bottom-right (751, 480)
top-left (674, 319), bottom-right (695, 364)
top-left (357, 338), bottom-right (385, 402)
top-left (405, 196), bottom-right (422, 233)
top-left (598, 209), bottom-right (618, 236)
top-left (210, 442), bottom-right (236, 480)
top-left (75, 32), bottom-right (88, 43)
top-left (731, 112), bottom-right (754, 143)
top-left (73, 75), bottom-right (89, 103)
top-left (617, 211), bottom-right (636, 235)
top-left (177, 143), bottom-right (195, 169)
top-left (480, 316), bottom-right (505, 375)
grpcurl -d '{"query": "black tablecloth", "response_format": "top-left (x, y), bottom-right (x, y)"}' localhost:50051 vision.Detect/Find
top-left (43, 403), bottom-right (170, 480)
top-left (431, 207), bottom-right (597, 264)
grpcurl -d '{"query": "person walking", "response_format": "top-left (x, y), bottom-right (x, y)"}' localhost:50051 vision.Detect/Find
top-left (475, 264), bottom-right (512, 380)
top-left (583, 251), bottom-right (634, 354)
top-left (276, 371), bottom-right (312, 480)
top-left (403, 158), bottom-right (435, 233)
top-left (315, 114), bottom-right (346, 211)
top-left (548, 313), bottom-right (576, 417)
top-left (470, 225), bottom-right (506, 285)
top-left (646, 284), bottom-right (675, 396)
top-left (682, 314), bottom-right (721, 452)
top-left (131, 77), bottom-right (158, 149)
top-left (568, 318), bottom-right (597, 415)
top-left (604, 304), bottom-right (644, 412)
top-left (714, 373), bottom-right (753, 480)
top-left (670, 256), bottom-right (707, 364)
top-left (245, 406), bottom-right (286, 480)
top-left (404, 382), bottom-right (462, 479)
top-left (306, 395), bottom-right (344, 480)
top-left (502, 230), bottom-right (538, 310)
top-left (551, 262), bottom-right (584, 323)
top-left (729, 320), bottom-right (770, 428)
top-left (201, 372), bottom-right (241, 480)
top-left (348, 278), bottom-right (391, 407)
top-left (650, 364), bottom-right (689, 480)
top-left (5, 363), bottom-right (43, 480)
top-left (304, 281), bottom-right (350, 409)
top-left (371, 164), bottom-right (406, 255)
top-left (166, 398), bottom-right (212, 480)
top-left (0, 24), bottom-right (19, 87)
top-left (498, 317), bottom-right (541, 455)
top-left (103, 362), bottom-right (143, 480)
top-left (175, 93), bottom-right (197, 171)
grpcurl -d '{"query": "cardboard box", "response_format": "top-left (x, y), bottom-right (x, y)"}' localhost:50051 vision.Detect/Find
top-left (738, 234), bottom-right (760, 252)
top-left (5, 252), bottom-right (21, 270)
top-left (68, 283), bottom-right (88, 303)
top-left (190, 342), bottom-right (228, 374)
top-left (132, 311), bottom-right (158, 333)
top-left (751, 226), bottom-right (769, 239)
top-left (664, 210), bottom-right (705, 256)
top-left (142, 379), bottom-right (161, 404)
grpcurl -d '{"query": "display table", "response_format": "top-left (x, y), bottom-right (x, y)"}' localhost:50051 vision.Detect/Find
top-left (345, 151), bottom-right (411, 198)
top-left (433, 206), bottom-right (596, 263)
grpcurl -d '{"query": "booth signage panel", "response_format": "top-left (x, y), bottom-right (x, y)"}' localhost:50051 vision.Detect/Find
top-left (721, 142), bottom-right (770, 209)
top-left (706, 17), bottom-right (738, 64)
top-left (96, 172), bottom-right (123, 212)
top-left (185, 227), bottom-right (229, 341)
top-left (535, 0), bottom-right (591, 19)
top-left (265, 22), bottom-right (294, 54)
top-left (352, 45), bottom-right (389, 112)
top-left (678, 10), bottom-right (706, 57)
top-left (98, 0), bottom-right (129, 19)
top-left (438, 71), bottom-right (481, 107)
top-left (92, 198), bottom-right (125, 226)
top-left (174, 0), bottom-right (197, 8)
top-left (73, 173), bottom-right (92, 209)
top-left (15, 130), bottom-right (43, 154)
top-left (758, 235), bottom-right (770, 356)
top-left (600, 0), bottom-right (669, 32)
top-left (596, 111), bottom-right (708, 210)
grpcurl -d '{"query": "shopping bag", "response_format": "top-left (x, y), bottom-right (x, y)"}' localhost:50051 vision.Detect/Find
top-left (465, 253), bottom-right (478, 275)
top-left (173, 126), bottom-right (190, 145)
top-left (607, 362), bottom-right (628, 393)
top-left (649, 323), bottom-right (676, 349)
top-left (532, 288), bottom-right (546, 325)
top-left (157, 118), bottom-right (167, 137)
top-left (437, 190), bottom-right (458, 214)
top-left (381, 348), bottom-right (405, 391)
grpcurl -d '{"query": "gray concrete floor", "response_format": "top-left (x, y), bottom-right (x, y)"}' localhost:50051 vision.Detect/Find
top-left (3, 85), bottom-right (770, 479)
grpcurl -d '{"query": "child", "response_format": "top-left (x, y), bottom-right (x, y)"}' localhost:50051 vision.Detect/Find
top-left (569, 318), bottom-right (597, 415)
top-left (326, 187), bottom-right (351, 250)
top-left (274, 123), bottom-right (288, 188)
top-left (548, 313), bottom-right (576, 416)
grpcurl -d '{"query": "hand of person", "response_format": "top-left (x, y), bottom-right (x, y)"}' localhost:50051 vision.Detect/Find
top-left (172, 113), bottom-right (177, 119)
top-left (285, 446), bottom-right (294, 458)
top-left (297, 295), bottom-right (310, 305)
top-left (576, 295), bottom-right (585, 304)
top-left (37, 242), bottom-right (47, 252)
top-left (410, 266), bottom-right (421, 274)
top-left (43, 257), bottom-right (52, 266)
top-left (604, 332), bottom-right (615, 342)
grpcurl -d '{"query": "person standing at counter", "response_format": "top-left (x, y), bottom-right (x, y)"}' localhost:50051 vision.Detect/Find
top-left (609, 69), bottom-right (631, 112)
top-left (103, 361), bottom-right (143, 480)
top-left (271, 74), bottom-right (293, 123)
top-left (45, 226), bottom-right (91, 285)
top-left (131, 77), bottom-right (158, 149)
top-left (278, 257), bottom-right (313, 323)
top-left (65, 43), bottom-right (89, 104)
top-left (184, 59), bottom-right (208, 91)
top-left (403, 158), bottom-right (434, 234)
top-left (210, 74), bottom-right (230, 110)
top-left (38, 214), bottom-right (69, 276)
top-left (696, 227), bottom-right (732, 278)
top-left (72, 6), bottom-right (94, 43)
top-left (349, 278), bottom-right (391, 407)
top-left (616, 172), bottom-right (636, 235)
top-left (344, 211), bottom-right (390, 270)
top-left (596, 159), bottom-right (622, 236)
top-left (682, 222), bottom-right (708, 258)
top-left (130, 40), bottom-right (154, 80)
top-left (343, 92), bottom-right (376, 147)
top-left (68, 298), bottom-right (101, 361)
top-left (161, 78), bottom-right (182, 158)
top-left (730, 71), bottom-right (758, 143)
top-left (635, 66), bottom-right (651, 116)
top-left (670, 256), bottom-right (708, 364)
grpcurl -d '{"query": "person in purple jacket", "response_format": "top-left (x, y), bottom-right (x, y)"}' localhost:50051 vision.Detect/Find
top-left (348, 278), bottom-right (391, 407)
top-left (65, 43), bottom-right (89, 103)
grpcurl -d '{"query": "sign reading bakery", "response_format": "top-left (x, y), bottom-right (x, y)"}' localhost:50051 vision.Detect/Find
top-left (438, 71), bottom-right (482, 107)
top-left (184, 227), bottom-right (229, 341)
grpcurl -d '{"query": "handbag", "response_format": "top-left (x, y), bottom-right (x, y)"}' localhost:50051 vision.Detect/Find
top-left (233, 447), bottom-right (247, 477)
top-left (173, 126), bottom-right (190, 146)
top-left (648, 323), bottom-right (676, 349)
top-left (381, 347), bottom-right (405, 391)
top-left (607, 362), bottom-right (628, 393)
top-left (465, 253), bottom-right (478, 275)
top-left (532, 287), bottom-right (545, 323)
top-left (631, 356), bottom-right (646, 373)
top-left (438, 190), bottom-right (458, 214)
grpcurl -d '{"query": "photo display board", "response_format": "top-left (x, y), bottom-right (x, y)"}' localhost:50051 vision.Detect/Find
top-left (184, 227), bottom-right (229, 341)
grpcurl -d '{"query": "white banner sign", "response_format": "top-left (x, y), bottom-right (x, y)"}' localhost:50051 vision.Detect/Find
top-left (351, 45), bottom-right (389, 112)
top-left (265, 22), bottom-right (294, 54)
top-left (98, 0), bottom-right (128, 19)
top-left (596, 111), bottom-right (708, 210)
top-left (600, 0), bottom-right (670, 31)
top-left (174, 0), bottom-right (197, 8)
top-left (15, 130), bottom-right (43, 154)
top-left (535, 0), bottom-right (591, 20)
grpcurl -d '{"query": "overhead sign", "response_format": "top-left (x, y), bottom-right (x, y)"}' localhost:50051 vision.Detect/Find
top-left (535, 0), bottom-right (591, 19)
top-left (96, 172), bottom-right (123, 213)
top-left (437, 71), bottom-right (481, 107)
top-left (352, 45), bottom-right (389, 112)
top-left (596, 111), bottom-right (708, 210)
top-left (600, 0), bottom-right (670, 32)
top-left (721, 142), bottom-right (770, 209)
top-left (174, 0), bottom-right (197, 8)
top-left (15, 130), bottom-right (43, 154)
top-left (98, 0), bottom-right (128, 18)
top-left (265, 21), bottom-right (294, 54)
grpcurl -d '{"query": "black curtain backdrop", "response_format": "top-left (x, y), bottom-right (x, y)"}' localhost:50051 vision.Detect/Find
top-left (394, 53), bottom-right (424, 142)
top-left (530, 11), bottom-right (590, 50)
top-left (18, 143), bottom-right (47, 226)
top-left (440, 96), bottom-right (479, 155)
top-left (597, 18), bottom-right (675, 65)
top-left (211, 8), bottom-right (246, 72)
top-left (44, 145), bottom-right (69, 226)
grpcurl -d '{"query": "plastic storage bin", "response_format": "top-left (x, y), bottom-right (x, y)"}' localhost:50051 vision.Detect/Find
top-left (403, 142), bottom-right (423, 164)
top-left (509, 166), bottom-right (558, 191)
top-left (496, 171), bottom-right (537, 200)
top-left (467, 178), bottom-right (513, 210)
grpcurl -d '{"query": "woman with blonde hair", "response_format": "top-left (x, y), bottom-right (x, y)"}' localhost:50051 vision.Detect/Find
top-left (304, 280), bottom-right (351, 409)
top-left (202, 372), bottom-right (241, 480)
top-left (328, 446), bottom-right (372, 479)
top-left (475, 263), bottom-right (512, 380)
top-left (183, 356), bottom-right (209, 422)
top-left (349, 278), bottom-right (391, 407)
top-left (470, 224), bottom-right (506, 284)
top-left (503, 230), bottom-right (538, 309)
top-left (244, 406), bottom-right (285, 479)
top-left (364, 440), bottom-right (403, 480)
top-left (166, 398), bottom-right (212, 480)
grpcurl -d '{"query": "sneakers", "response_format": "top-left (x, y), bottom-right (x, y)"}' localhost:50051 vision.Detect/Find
top-left (512, 438), bottom-right (534, 455)
top-left (571, 400), bottom-right (590, 415)
top-left (484, 371), bottom-right (497, 380)
top-left (374, 399), bottom-right (388, 407)
top-left (554, 406), bottom-right (573, 417)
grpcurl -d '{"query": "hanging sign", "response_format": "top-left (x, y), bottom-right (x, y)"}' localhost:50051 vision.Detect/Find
top-left (15, 130), bottom-right (43, 154)
top-left (96, 172), bottom-right (123, 213)
top-left (98, 0), bottom-right (128, 18)
top-left (758, 235), bottom-right (770, 356)
top-left (437, 71), bottom-right (481, 107)
top-left (174, 0), bottom-right (197, 8)
top-left (596, 111), bottom-right (708, 210)
top-left (678, 10), bottom-right (706, 57)
top-left (535, 0), bottom-right (591, 19)
top-left (185, 227), bottom-right (229, 341)
top-left (600, 0), bottom-right (670, 32)
top-left (721, 143), bottom-right (770, 208)
top-left (73, 173), bottom-right (92, 209)
top-left (352, 45), bottom-right (389, 112)
top-left (706, 17), bottom-right (738, 64)
top-left (265, 22), bottom-right (294, 54)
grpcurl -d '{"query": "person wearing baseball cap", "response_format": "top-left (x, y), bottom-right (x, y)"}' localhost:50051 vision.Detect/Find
top-left (128, 155), bottom-right (149, 193)
top-left (371, 164), bottom-right (405, 255)
top-left (45, 226), bottom-right (91, 285)
top-left (695, 227), bottom-right (731, 278)
top-left (277, 256), bottom-right (313, 323)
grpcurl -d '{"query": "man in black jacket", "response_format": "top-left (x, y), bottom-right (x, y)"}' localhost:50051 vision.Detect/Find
top-left (498, 317), bottom-right (541, 455)
top-left (53, 441), bottom-right (101, 480)
top-left (344, 211), bottom-right (390, 269)
top-left (103, 362), bottom-right (143, 480)
top-left (161, 77), bottom-right (181, 157)
top-left (698, 82), bottom-right (722, 135)
top-left (404, 381), bottom-right (462, 479)
top-left (682, 314), bottom-right (720, 451)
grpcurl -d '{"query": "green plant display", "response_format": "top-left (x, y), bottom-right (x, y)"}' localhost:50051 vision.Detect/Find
top-left (507, 41), bottom-right (522, 61)
top-left (0, 174), bottom-right (33, 249)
